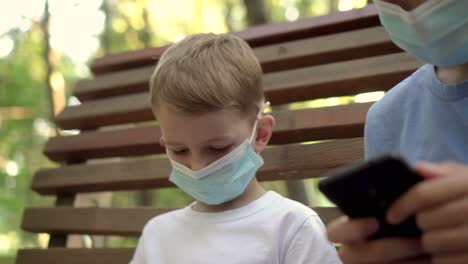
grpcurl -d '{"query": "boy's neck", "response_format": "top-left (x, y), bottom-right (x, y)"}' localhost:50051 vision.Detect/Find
top-left (191, 178), bottom-right (266, 213)
top-left (435, 63), bottom-right (468, 85)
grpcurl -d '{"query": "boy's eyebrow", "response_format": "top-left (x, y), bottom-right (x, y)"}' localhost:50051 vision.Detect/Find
top-left (163, 141), bottom-right (183, 147)
top-left (164, 136), bottom-right (233, 147)
top-left (204, 136), bottom-right (233, 143)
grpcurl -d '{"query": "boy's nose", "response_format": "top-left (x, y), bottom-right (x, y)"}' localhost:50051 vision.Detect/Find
top-left (190, 157), bottom-right (209, 171)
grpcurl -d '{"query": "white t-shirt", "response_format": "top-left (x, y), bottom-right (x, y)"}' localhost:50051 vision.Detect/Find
top-left (130, 191), bottom-right (341, 264)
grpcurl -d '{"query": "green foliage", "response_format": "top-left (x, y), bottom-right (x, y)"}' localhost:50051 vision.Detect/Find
top-left (0, 30), bottom-right (46, 109)
top-left (0, 23), bottom-right (56, 255)
top-left (0, 256), bottom-right (14, 264)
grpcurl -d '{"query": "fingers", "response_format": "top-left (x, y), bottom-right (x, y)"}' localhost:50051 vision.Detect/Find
top-left (421, 225), bottom-right (468, 254)
top-left (417, 195), bottom-right (468, 230)
top-left (327, 216), bottom-right (379, 243)
top-left (414, 162), bottom-right (467, 181)
top-left (338, 237), bottom-right (424, 264)
top-left (387, 163), bottom-right (468, 225)
top-left (327, 161), bottom-right (468, 264)
top-left (432, 252), bottom-right (468, 264)
top-left (413, 162), bottom-right (449, 179)
top-left (385, 162), bottom-right (468, 263)
top-left (327, 217), bottom-right (425, 263)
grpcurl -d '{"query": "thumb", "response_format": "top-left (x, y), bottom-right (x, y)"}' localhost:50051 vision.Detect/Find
top-left (413, 162), bottom-right (446, 180)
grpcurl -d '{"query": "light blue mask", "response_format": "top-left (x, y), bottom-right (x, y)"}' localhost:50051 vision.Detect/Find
top-left (374, 0), bottom-right (468, 66)
top-left (168, 102), bottom-right (270, 205)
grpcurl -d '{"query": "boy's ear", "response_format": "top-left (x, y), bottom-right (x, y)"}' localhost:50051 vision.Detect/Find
top-left (253, 115), bottom-right (275, 153)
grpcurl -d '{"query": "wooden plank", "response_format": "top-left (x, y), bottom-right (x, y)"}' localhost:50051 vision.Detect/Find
top-left (46, 103), bottom-right (370, 162)
top-left (57, 93), bottom-right (153, 130)
top-left (21, 208), bottom-right (171, 236)
top-left (16, 248), bottom-right (431, 264)
top-left (256, 26), bottom-right (398, 73)
top-left (272, 102), bottom-right (370, 144)
top-left (21, 207), bottom-right (342, 236)
top-left (74, 67), bottom-right (154, 101)
top-left (75, 26), bottom-right (397, 101)
top-left (89, 5), bottom-right (379, 75)
top-left (45, 125), bottom-right (163, 163)
top-left (35, 138), bottom-right (364, 195)
top-left (16, 248), bottom-right (135, 264)
top-left (59, 53), bottom-right (420, 130)
top-left (263, 52), bottom-right (421, 104)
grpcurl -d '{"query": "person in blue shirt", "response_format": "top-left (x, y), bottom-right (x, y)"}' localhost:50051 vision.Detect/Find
top-left (326, 0), bottom-right (468, 263)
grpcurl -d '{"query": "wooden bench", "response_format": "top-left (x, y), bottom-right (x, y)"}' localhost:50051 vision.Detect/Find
top-left (17, 4), bottom-right (427, 264)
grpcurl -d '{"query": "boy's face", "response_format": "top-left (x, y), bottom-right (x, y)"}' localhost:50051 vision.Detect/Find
top-left (157, 105), bottom-right (262, 171)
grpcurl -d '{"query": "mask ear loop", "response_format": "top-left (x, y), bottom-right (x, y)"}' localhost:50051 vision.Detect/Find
top-left (249, 101), bottom-right (271, 143)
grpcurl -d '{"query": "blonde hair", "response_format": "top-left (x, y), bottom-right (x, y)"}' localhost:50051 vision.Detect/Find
top-left (150, 33), bottom-right (264, 117)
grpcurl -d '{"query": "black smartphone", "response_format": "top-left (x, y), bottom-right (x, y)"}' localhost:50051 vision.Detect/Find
top-left (318, 155), bottom-right (424, 239)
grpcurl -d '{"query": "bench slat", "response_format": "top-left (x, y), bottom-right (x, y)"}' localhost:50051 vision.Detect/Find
top-left (256, 26), bottom-right (397, 73)
top-left (89, 5), bottom-right (379, 75)
top-left (263, 52), bottom-right (419, 103)
top-left (16, 248), bottom-right (135, 264)
top-left (16, 248), bottom-right (431, 264)
top-left (60, 53), bottom-right (420, 130)
top-left (21, 207), bottom-right (342, 236)
top-left (75, 67), bottom-right (154, 102)
top-left (75, 26), bottom-right (396, 101)
top-left (46, 103), bottom-right (370, 162)
top-left (35, 138), bottom-right (364, 195)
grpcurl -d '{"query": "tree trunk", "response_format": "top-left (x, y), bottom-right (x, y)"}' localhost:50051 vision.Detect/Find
top-left (140, 0), bottom-right (152, 48)
top-left (224, 0), bottom-right (235, 32)
top-left (100, 0), bottom-right (112, 54)
top-left (243, 0), bottom-right (269, 26)
top-left (329, 0), bottom-right (340, 12)
top-left (40, 0), bottom-right (55, 129)
top-left (298, 0), bottom-right (314, 17)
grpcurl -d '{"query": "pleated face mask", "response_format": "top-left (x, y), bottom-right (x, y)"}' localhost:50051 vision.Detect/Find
top-left (168, 102), bottom-right (270, 205)
top-left (374, 0), bottom-right (468, 66)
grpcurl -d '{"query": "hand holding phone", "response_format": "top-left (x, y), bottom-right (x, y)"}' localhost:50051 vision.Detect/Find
top-left (318, 156), bottom-right (424, 239)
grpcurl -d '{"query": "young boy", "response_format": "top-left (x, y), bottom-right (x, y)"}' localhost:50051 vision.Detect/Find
top-left (327, 0), bottom-right (468, 263)
top-left (130, 33), bottom-right (341, 264)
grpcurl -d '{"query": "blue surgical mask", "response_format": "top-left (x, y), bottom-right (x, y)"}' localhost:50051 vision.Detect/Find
top-left (374, 0), bottom-right (468, 66)
top-left (168, 102), bottom-right (270, 205)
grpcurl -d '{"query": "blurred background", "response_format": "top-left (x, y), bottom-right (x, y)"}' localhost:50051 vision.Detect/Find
top-left (0, 0), bottom-right (380, 262)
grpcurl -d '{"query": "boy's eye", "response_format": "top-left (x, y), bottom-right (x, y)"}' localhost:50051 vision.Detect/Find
top-left (172, 149), bottom-right (188, 155)
top-left (210, 145), bottom-right (231, 152)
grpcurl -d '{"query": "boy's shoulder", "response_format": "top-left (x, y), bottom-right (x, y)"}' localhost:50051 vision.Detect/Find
top-left (141, 207), bottom-right (187, 233)
top-left (368, 64), bottom-right (433, 118)
top-left (142, 192), bottom-right (318, 230)
top-left (265, 192), bottom-right (319, 222)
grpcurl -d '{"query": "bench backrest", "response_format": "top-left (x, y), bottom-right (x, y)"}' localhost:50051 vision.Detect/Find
top-left (17, 5), bottom-right (426, 264)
